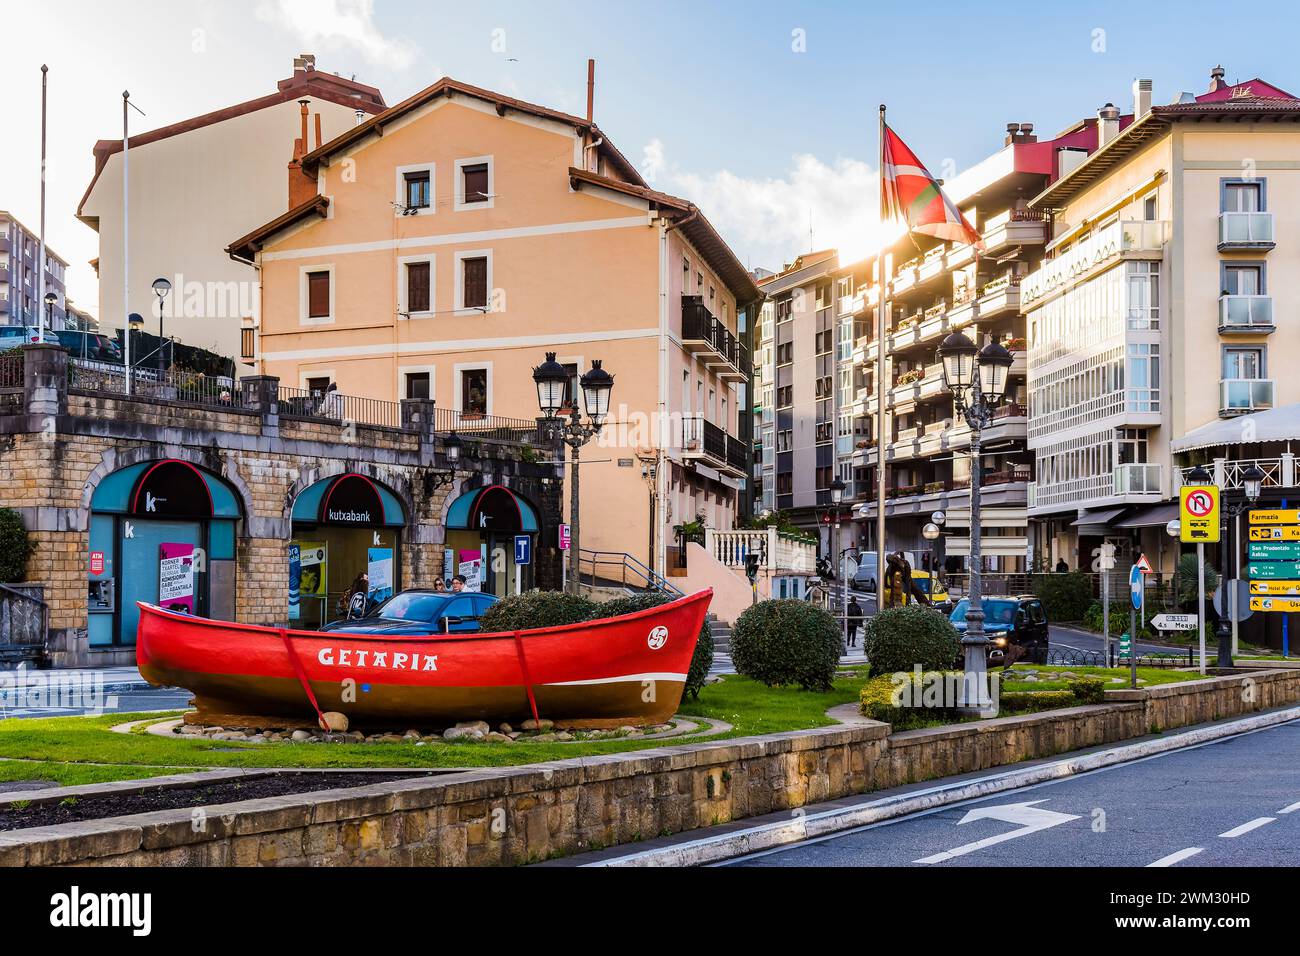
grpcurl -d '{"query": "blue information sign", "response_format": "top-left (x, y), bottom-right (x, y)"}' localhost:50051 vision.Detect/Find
top-left (514, 535), bottom-right (532, 566)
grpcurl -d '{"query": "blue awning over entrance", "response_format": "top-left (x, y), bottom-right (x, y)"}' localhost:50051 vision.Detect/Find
top-left (90, 460), bottom-right (242, 519)
top-left (292, 474), bottom-right (406, 528)
top-left (446, 485), bottom-right (540, 533)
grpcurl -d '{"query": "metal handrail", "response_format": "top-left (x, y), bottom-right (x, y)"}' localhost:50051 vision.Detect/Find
top-left (579, 549), bottom-right (683, 597)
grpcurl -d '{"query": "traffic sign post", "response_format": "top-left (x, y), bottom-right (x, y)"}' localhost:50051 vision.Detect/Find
top-left (514, 536), bottom-right (531, 597)
top-left (1152, 613), bottom-right (1198, 632)
top-left (1128, 565), bottom-right (1143, 689)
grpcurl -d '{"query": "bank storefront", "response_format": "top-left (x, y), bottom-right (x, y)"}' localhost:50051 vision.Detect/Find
top-left (88, 459), bottom-right (243, 648)
top-left (289, 473), bottom-right (407, 628)
top-left (445, 484), bottom-right (542, 597)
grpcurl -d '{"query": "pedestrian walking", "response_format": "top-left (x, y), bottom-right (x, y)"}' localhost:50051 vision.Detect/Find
top-left (847, 597), bottom-right (864, 647)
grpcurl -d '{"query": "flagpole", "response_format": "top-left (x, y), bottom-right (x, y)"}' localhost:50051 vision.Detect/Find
top-left (876, 104), bottom-right (890, 606)
top-left (38, 66), bottom-right (48, 340)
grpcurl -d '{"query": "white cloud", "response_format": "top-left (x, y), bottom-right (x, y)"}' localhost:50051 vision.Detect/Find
top-left (641, 139), bottom-right (894, 272)
top-left (255, 0), bottom-right (418, 70)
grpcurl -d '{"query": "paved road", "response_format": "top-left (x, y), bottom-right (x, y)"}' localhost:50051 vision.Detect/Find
top-left (726, 718), bottom-right (1300, 867)
top-left (0, 666), bottom-right (190, 719)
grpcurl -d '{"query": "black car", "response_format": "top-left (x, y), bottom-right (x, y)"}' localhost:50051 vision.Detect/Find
top-left (56, 329), bottom-right (123, 363)
top-left (318, 590), bottom-right (498, 635)
top-left (949, 595), bottom-right (1050, 665)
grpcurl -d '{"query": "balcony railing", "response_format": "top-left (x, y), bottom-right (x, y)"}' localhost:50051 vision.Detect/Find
top-left (681, 415), bottom-right (749, 476)
top-left (1113, 462), bottom-right (1162, 496)
top-left (682, 296), bottom-right (747, 381)
top-left (1218, 212), bottom-right (1275, 250)
top-left (1220, 378), bottom-right (1274, 415)
top-left (706, 527), bottom-right (816, 574)
top-left (1022, 219), bottom-right (1167, 307)
top-left (1218, 295), bottom-right (1274, 332)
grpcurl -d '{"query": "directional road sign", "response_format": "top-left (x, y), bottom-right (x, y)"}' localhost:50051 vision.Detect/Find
top-left (1251, 526), bottom-right (1300, 541)
top-left (1252, 596), bottom-right (1300, 613)
top-left (1248, 562), bottom-right (1300, 580)
top-left (1151, 613), bottom-right (1198, 632)
top-left (1249, 542), bottom-right (1300, 561)
top-left (1249, 580), bottom-right (1300, 596)
top-left (1250, 509), bottom-right (1300, 526)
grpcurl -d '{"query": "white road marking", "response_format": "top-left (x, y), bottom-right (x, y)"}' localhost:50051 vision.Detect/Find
top-left (1148, 847), bottom-right (1204, 868)
top-left (1219, 817), bottom-right (1275, 838)
top-left (914, 800), bottom-right (1080, 865)
top-left (1278, 801), bottom-right (1300, 814)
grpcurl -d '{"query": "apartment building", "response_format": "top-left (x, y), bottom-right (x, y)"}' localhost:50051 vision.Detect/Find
top-left (751, 250), bottom-right (841, 535)
top-left (77, 55), bottom-right (386, 355)
top-left (839, 117), bottom-right (1108, 572)
top-left (0, 210), bottom-right (69, 329)
top-left (1025, 67), bottom-right (1300, 573)
top-left (229, 76), bottom-right (759, 574)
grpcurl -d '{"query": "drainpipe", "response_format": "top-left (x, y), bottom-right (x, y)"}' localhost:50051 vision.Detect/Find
top-left (657, 217), bottom-right (671, 577)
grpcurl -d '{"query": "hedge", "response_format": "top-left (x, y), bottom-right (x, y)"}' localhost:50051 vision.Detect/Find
top-left (478, 591), bottom-right (599, 632)
top-left (862, 604), bottom-right (961, 677)
top-left (1029, 571), bottom-right (1094, 622)
top-left (0, 509), bottom-right (32, 583)
top-left (859, 671), bottom-right (962, 730)
top-left (731, 600), bottom-right (842, 691)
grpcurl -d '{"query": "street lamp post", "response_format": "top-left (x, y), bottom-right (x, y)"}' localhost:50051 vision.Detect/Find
top-left (43, 292), bottom-right (57, 336)
top-left (152, 277), bottom-right (172, 376)
top-left (830, 478), bottom-right (847, 648)
top-left (533, 352), bottom-right (614, 595)
top-left (1214, 463), bottom-right (1265, 667)
top-left (923, 520), bottom-right (942, 587)
top-left (939, 331), bottom-right (1013, 713)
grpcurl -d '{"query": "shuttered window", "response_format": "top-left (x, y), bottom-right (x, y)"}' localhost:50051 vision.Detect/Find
top-left (406, 261), bottom-right (430, 313)
top-left (462, 163), bottom-right (489, 204)
top-left (462, 257), bottom-right (488, 310)
top-left (307, 271), bottom-right (330, 319)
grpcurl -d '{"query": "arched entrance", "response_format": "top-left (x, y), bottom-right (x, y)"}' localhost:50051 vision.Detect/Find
top-left (445, 484), bottom-right (542, 596)
top-left (290, 473), bottom-right (407, 627)
top-left (88, 459), bottom-right (243, 647)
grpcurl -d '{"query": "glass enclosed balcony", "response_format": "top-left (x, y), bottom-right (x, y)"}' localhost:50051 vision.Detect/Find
top-left (1220, 378), bottom-right (1274, 416)
top-left (1218, 212), bottom-right (1275, 251)
top-left (1219, 295), bottom-right (1274, 333)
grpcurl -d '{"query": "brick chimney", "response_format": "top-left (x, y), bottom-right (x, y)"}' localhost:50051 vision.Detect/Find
top-left (287, 98), bottom-right (318, 209)
top-left (1209, 64), bottom-right (1227, 94)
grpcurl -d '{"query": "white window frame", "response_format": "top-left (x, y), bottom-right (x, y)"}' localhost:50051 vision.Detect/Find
top-left (299, 264), bottom-right (335, 326)
top-left (397, 253), bottom-right (436, 319)
top-left (399, 364), bottom-right (437, 402)
top-left (454, 249), bottom-right (494, 316)
top-left (454, 155), bottom-right (495, 212)
top-left (395, 162), bottom-right (436, 218)
top-left (454, 361), bottom-right (494, 417)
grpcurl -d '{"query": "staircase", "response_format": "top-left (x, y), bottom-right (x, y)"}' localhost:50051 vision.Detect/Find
top-left (707, 613), bottom-right (733, 655)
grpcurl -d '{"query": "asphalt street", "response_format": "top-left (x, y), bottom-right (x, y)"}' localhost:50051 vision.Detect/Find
top-left (726, 718), bottom-right (1300, 867)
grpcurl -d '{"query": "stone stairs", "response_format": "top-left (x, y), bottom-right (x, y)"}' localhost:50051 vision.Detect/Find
top-left (706, 613), bottom-right (732, 655)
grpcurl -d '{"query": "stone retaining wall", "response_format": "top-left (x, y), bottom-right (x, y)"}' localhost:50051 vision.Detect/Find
top-left (3, 670), bottom-right (1296, 867)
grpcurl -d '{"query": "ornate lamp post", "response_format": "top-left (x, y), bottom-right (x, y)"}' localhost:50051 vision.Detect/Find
top-left (938, 331), bottom-right (1013, 712)
top-left (1215, 462), bottom-right (1266, 666)
top-left (830, 477), bottom-right (847, 646)
top-left (534, 352), bottom-right (614, 595)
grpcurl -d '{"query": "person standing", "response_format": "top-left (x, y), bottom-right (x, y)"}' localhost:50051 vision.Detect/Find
top-left (846, 596), bottom-right (864, 647)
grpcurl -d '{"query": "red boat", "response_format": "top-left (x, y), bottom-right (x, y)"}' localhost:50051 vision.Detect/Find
top-left (136, 590), bottom-right (711, 731)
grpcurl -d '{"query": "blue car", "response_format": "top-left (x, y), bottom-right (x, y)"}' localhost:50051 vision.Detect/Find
top-left (319, 590), bottom-right (499, 636)
top-left (949, 595), bottom-right (1050, 665)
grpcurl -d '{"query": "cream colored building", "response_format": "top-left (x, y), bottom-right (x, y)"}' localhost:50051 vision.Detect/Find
top-left (1025, 67), bottom-right (1300, 573)
top-left (76, 55), bottom-right (386, 355)
top-left (229, 78), bottom-right (759, 576)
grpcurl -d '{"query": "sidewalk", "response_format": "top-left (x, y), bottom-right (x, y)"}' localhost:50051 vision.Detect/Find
top-left (6, 665), bottom-right (152, 692)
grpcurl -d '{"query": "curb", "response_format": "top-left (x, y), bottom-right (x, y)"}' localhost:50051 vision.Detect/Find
top-left (585, 704), bottom-right (1300, 867)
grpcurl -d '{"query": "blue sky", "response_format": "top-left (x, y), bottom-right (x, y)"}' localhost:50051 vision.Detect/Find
top-left (9, 0), bottom-right (1300, 315)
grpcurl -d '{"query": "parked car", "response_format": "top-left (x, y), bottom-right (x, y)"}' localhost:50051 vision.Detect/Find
top-left (318, 590), bottom-right (499, 635)
top-left (949, 595), bottom-right (1050, 665)
top-left (55, 329), bottom-right (122, 363)
top-left (0, 325), bottom-right (58, 347)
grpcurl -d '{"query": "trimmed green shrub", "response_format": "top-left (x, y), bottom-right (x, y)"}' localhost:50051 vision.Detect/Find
top-left (0, 509), bottom-right (32, 583)
top-left (863, 604), bottom-right (962, 677)
top-left (1068, 677), bottom-right (1107, 705)
top-left (600, 593), bottom-right (714, 700)
top-left (1030, 571), bottom-right (1093, 622)
top-left (730, 600), bottom-right (841, 691)
top-left (479, 591), bottom-right (599, 633)
top-left (859, 671), bottom-right (961, 730)
top-left (998, 690), bottom-right (1077, 714)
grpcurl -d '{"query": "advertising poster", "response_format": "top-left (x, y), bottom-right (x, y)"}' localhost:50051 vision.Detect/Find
top-left (367, 548), bottom-right (394, 606)
top-left (288, 544), bottom-right (302, 621)
top-left (458, 549), bottom-right (484, 592)
top-left (158, 543), bottom-right (196, 614)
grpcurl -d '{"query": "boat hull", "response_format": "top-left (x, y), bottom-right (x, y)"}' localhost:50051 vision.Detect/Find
top-left (137, 591), bottom-right (711, 730)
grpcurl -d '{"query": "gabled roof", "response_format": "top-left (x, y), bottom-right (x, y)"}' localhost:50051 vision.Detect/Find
top-left (227, 195), bottom-right (330, 263)
top-left (77, 68), bottom-right (387, 227)
top-left (567, 167), bottom-right (761, 304)
top-left (1033, 80), bottom-right (1300, 210)
top-left (300, 77), bottom-right (646, 188)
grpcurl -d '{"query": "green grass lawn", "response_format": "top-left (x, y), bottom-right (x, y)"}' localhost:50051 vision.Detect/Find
top-left (0, 673), bottom-right (871, 785)
top-left (999, 664), bottom-right (1208, 693)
